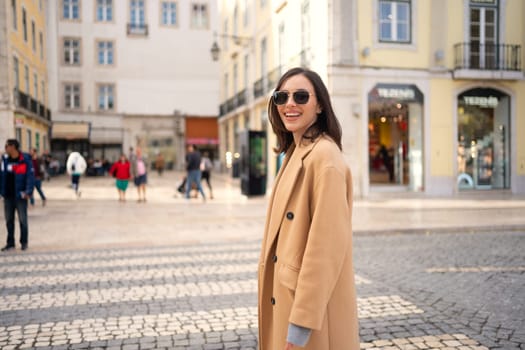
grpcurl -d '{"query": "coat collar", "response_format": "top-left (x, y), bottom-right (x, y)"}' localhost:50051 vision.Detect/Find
top-left (262, 137), bottom-right (319, 260)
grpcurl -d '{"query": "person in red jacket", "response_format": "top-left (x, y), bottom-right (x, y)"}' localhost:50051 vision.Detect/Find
top-left (109, 154), bottom-right (131, 202)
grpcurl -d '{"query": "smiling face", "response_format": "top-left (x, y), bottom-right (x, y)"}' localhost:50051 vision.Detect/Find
top-left (276, 74), bottom-right (321, 143)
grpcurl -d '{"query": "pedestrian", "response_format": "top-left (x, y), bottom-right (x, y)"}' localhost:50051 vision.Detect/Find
top-left (185, 144), bottom-right (206, 201)
top-left (155, 153), bottom-right (165, 176)
top-left (30, 148), bottom-right (46, 207)
top-left (131, 147), bottom-right (147, 202)
top-left (0, 139), bottom-right (35, 251)
top-left (66, 151), bottom-right (87, 198)
top-left (258, 67), bottom-right (360, 350)
top-left (200, 152), bottom-right (214, 199)
top-left (109, 154), bottom-right (131, 202)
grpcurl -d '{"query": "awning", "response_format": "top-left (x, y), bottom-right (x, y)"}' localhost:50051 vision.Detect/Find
top-left (52, 122), bottom-right (90, 140)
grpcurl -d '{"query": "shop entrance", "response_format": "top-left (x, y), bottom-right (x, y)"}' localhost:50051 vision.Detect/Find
top-left (368, 84), bottom-right (424, 191)
top-left (457, 88), bottom-right (510, 190)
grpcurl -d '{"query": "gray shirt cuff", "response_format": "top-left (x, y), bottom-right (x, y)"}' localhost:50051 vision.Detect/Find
top-left (286, 323), bottom-right (312, 347)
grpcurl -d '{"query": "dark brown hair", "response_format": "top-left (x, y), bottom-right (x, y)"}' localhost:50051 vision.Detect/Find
top-left (268, 67), bottom-right (342, 154)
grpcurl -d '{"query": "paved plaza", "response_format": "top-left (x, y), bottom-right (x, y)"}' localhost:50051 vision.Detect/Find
top-left (0, 172), bottom-right (524, 349)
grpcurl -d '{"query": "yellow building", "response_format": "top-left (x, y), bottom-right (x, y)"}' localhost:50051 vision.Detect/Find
top-left (0, 0), bottom-right (51, 153)
top-left (216, 0), bottom-right (525, 196)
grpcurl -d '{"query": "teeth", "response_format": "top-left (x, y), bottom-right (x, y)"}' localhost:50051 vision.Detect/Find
top-left (286, 113), bottom-right (300, 117)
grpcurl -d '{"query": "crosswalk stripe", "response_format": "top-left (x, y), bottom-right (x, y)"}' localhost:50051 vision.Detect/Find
top-left (1, 264), bottom-right (258, 288)
top-left (0, 243), bottom-right (262, 264)
top-left (0, 295), bottom-right (427, 348)
top-left (0, 251), bottom-right (260, 273)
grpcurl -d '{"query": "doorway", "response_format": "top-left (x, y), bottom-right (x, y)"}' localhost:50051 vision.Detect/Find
top-left (368, 84), bottom-right (424, 191)
top-left (457, 87), bottom-right (510, 190)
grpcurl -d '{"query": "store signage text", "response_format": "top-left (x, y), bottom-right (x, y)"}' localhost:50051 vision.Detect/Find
top-left (463, 96), bottom-right (499, 108)
top-left (377, 88), bottom-right (415, 100)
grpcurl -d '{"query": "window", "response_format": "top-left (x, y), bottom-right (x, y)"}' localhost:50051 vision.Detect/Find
top-left (379, 0), bottom-right (411, 43)
top-left (161, 1), bottom-right (177, 26)
top-left (63, 38), bottom-right (81, 65)
top-left (301, 1), bottom-right (310, 66)
top-left (224, 73), bottom-right (228, 100)
top-left (27, 130), bottom-right (32, 150)
top-left (233, 63), bottom-right (238, 95)
top-left (39, 0), bottom-right (43, 12)
top-left (12, 0), bottom-right (17, 30)
top-left (97, 41), bottom-right (114, 65)
top-left (243, 54), bottom-right (249, 89)
top-left (31, 20), bottom-right (36, 51)
top-left (223, 19), bottom-right (228, 50)
top-left (16, 128), bottom-right (22, 143)
top-left (13, 56), bottom-right (19, 89)
top-left (279, 22), bottom-right (286, 68)
top-left (22, 7), bottom-right (27, 41)
top-left (63, 0), bottom-right (80, 20)
top-left (191, 3), bottom-right (208, 29)
top-left (41, 80), bottom-right (45, 104)
top-left (64, 83), bottom-right (81, 109)
top-left (33, 73), bottom-right (38, 100)
top-left (243, 0), bottom-right (249, 27)
top-left (39, 32), bottom-right (44, 59)
top-left (98, 84), bottom-right (115, 110)
top-left (35, 133), bottom-right (40, 153)
top-left (24, 65), bottom-right (29, 93)
top-left (233, 4), bottom-right (238, 37)
top-left (96, 0), bottom-right (113, 21)
top-left (130, 0), bottom-right (145, 26)
top-left (469, 0), bottom-right (498, 69)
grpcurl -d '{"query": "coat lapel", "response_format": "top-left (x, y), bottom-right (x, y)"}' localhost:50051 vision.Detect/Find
top-left (263, 140), bottom-right (316, 260)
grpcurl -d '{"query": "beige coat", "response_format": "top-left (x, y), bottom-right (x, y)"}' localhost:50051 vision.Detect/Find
top-left (258, 135), bottom-right (360, 350)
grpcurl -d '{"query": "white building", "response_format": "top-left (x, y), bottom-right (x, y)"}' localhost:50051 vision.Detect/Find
top-left (47, 0), bottom-right (219, 169)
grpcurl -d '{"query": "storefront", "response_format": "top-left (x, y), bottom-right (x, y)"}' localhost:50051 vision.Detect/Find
top-left (457, 87), bottom-right (511, 190)
top-left (368, 83), bottom-right (424, 192)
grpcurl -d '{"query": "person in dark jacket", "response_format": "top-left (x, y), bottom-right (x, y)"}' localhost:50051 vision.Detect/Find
top-left (0, 139), bottom-right (35, 251)
top-left (185, 144), bottom-right (206, 201)
top-left (30, 148), bottom-right (46, 206)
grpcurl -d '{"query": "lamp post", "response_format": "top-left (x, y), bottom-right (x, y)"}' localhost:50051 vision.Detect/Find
top-left (210, 32), bottom-right (253, 61)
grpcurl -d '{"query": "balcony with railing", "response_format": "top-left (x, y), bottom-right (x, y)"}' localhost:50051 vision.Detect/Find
top-left (14, 89), bottom-right (52, 122)
top-left (453, 43), bottom-right (523, 80)
top-left (127, 23), bottom-right (148, 36)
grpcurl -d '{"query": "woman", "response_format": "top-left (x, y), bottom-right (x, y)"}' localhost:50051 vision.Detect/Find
top-left (258, 68), bottom-right (359, 349)
top-left (110, 154), bottom-right (131, 202)
top-left (131, 148), bottom-right (147, 202)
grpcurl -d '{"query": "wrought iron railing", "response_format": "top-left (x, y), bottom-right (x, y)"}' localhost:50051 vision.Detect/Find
top-left (235, 89), bottom-right (247, 108)
top-left (127, 23), bottom-right (148, 36)
top-left (253, 78), bottom-right (264, 98)
top-left (14, 89), bottom-right (51, 121)
top-left (454, 43), bottom-right (521, 71)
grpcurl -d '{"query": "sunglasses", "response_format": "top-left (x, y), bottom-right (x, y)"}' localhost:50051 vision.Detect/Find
top-left (272, 90), bottom-right (314, 105)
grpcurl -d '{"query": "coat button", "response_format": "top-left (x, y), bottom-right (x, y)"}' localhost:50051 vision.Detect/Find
top-left (270, 297), bottom-right (275, 305)
top-left (272, 255), bottom-right (278, 263)
top-left (286, 212), bottom-right (294, 220)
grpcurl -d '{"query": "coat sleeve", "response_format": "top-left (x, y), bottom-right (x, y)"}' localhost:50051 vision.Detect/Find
top-left (288, 166), bottom-right (352, 330)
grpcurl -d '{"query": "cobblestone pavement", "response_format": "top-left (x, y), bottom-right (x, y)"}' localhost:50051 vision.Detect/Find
top-left (0, 174), bottom-right (523, 349)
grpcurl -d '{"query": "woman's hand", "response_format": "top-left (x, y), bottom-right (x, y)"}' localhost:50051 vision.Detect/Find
top-left (284, 342), bottom-right (295, 350)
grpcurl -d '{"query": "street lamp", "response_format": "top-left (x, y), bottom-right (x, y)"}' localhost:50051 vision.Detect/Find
top-left (210, 32), bottom-right (253, 61)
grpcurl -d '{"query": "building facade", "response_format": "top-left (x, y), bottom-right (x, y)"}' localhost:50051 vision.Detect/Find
top-left (217, 0), bottom-right (525, 196)
top-left (46, 0), bottom-right (220, 168)
top-left (0, 0), bottom-right (51, 153)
